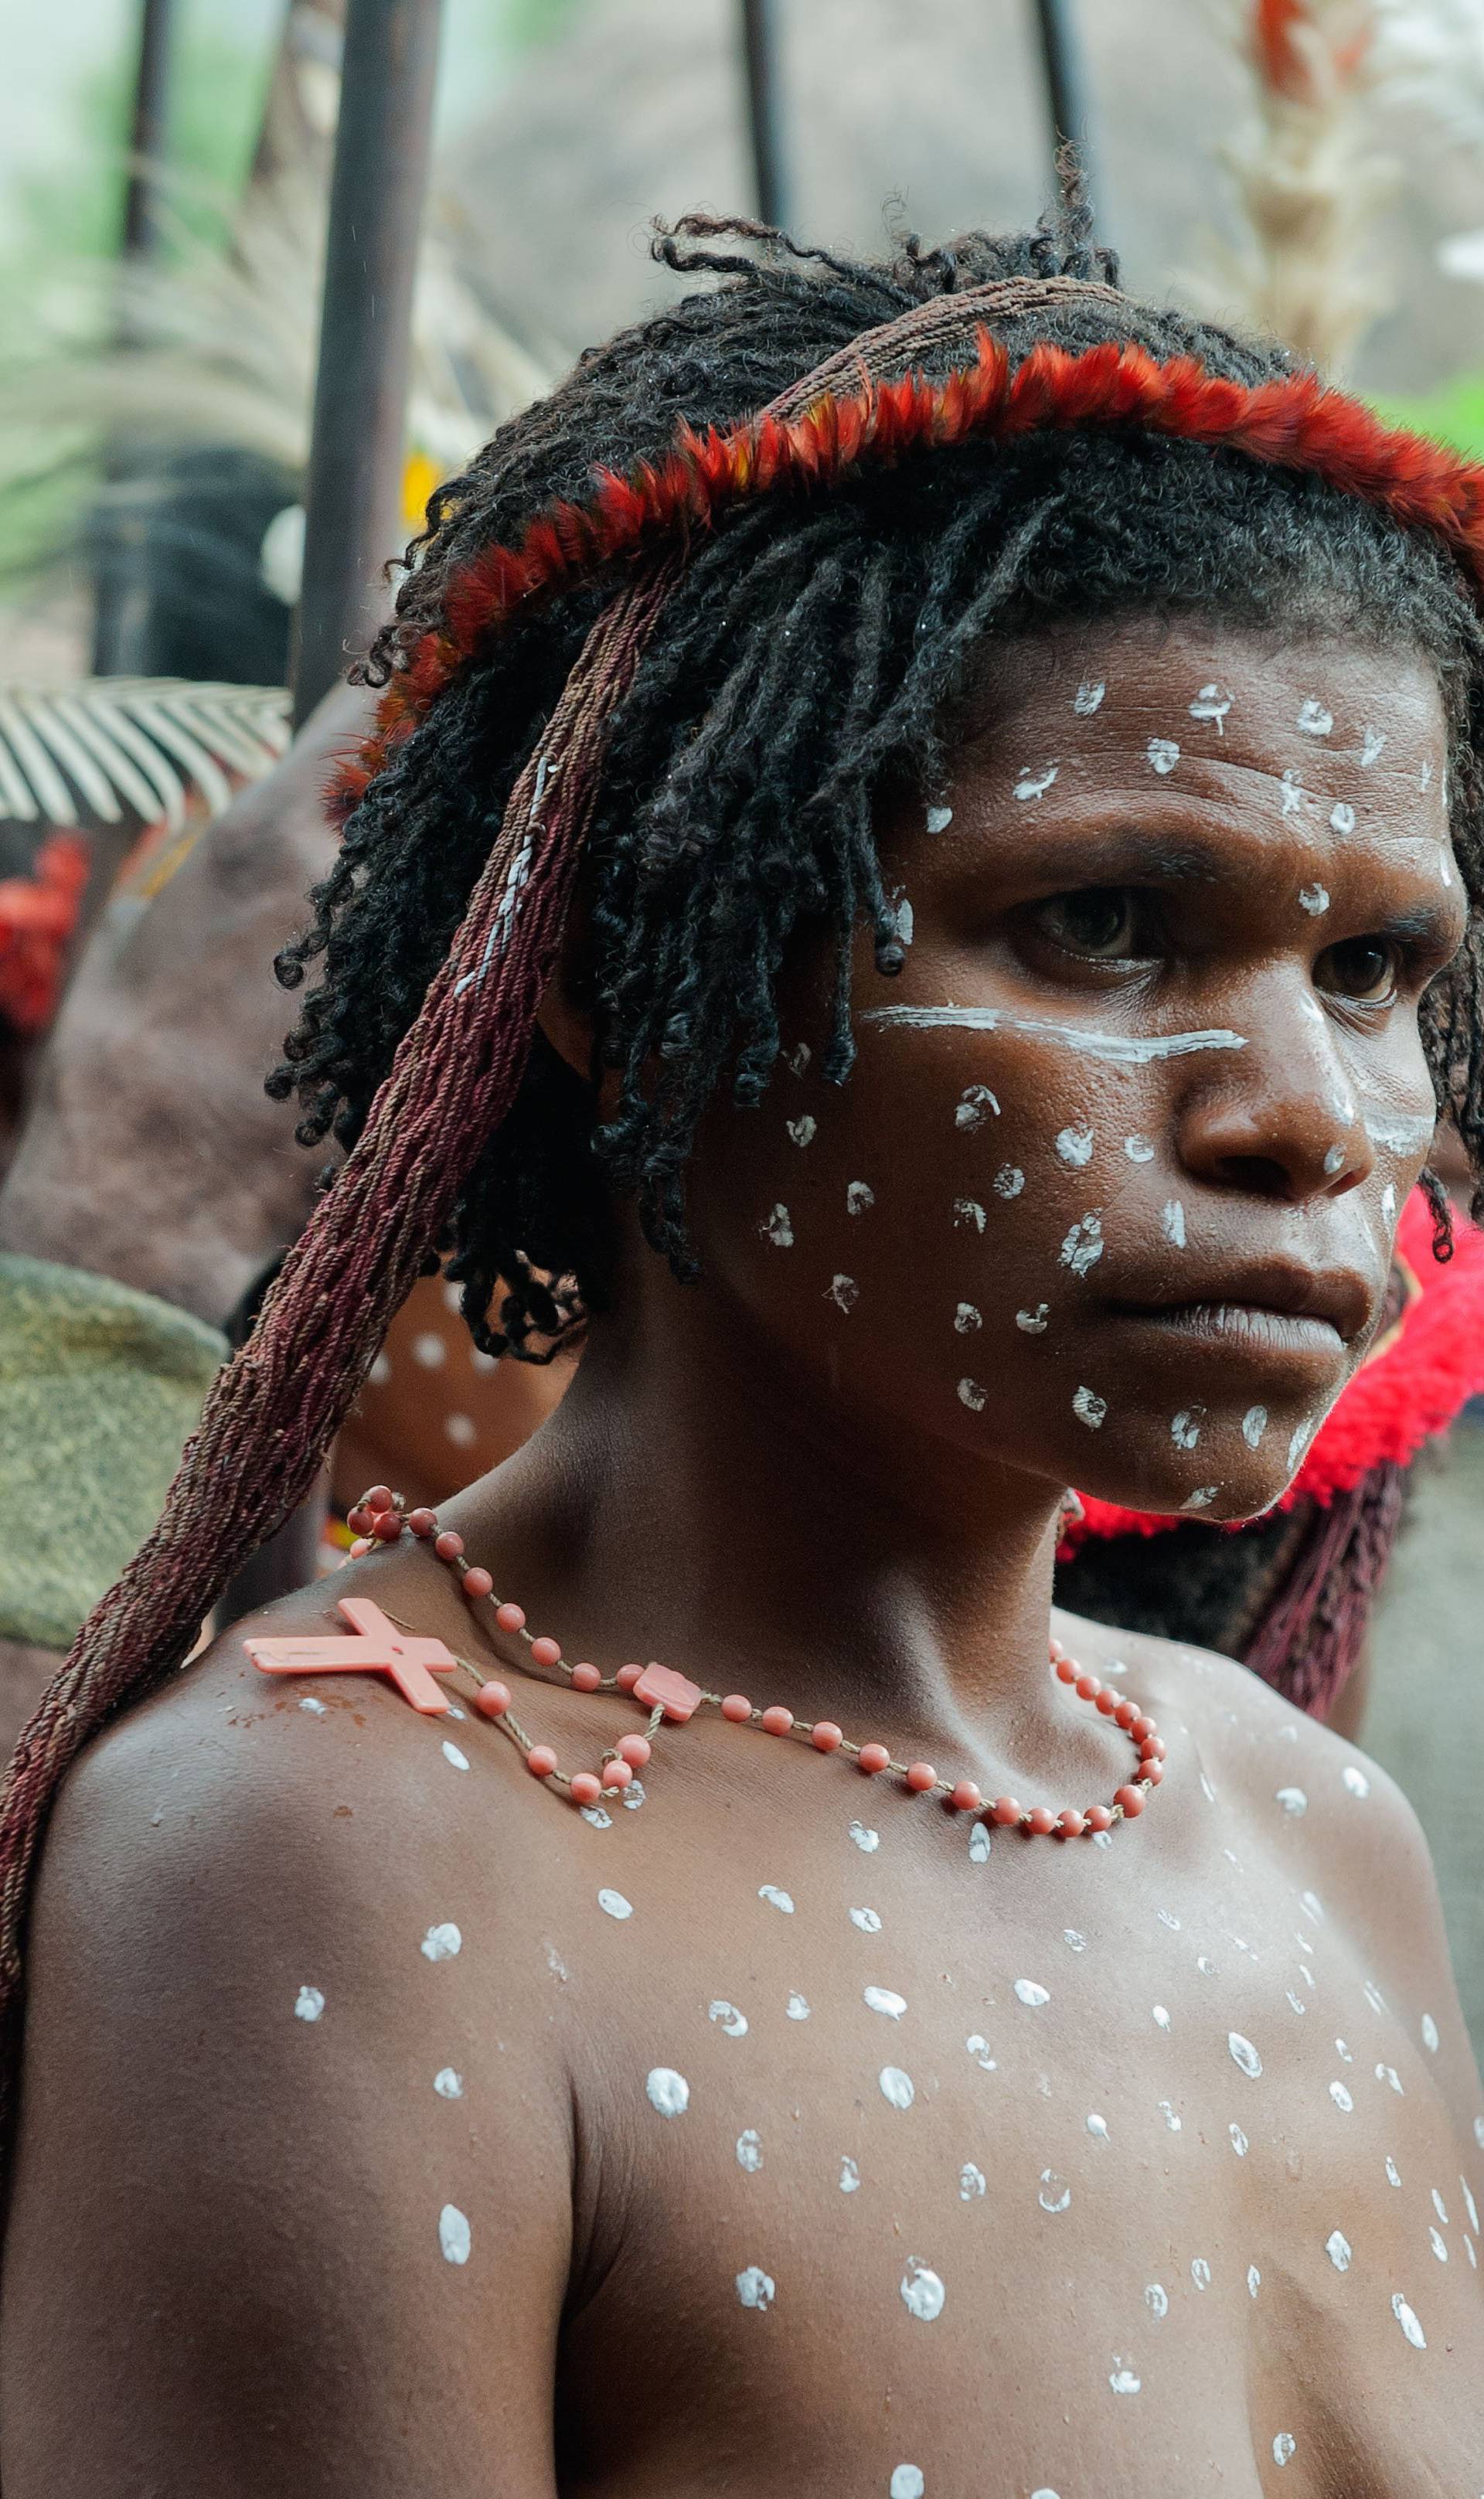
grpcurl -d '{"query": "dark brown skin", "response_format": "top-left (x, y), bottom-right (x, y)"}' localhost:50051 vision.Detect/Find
top-left (5, 622), bottom-right (1482, 2497)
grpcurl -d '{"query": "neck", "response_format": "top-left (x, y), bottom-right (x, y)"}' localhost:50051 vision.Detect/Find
top-left (458, 1267), bottom-right (1071, 1769)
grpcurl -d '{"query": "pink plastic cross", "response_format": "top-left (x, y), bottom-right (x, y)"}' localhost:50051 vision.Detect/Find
top-left (632, 1661), bottom-right (704, 1723)
top-left (245, 1597), bottom-right (459, 1715)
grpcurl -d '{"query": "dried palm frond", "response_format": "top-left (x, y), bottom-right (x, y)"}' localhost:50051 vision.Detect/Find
top-left (1197, 1), bottom-right (1397, 373)
top-left (0, 679), bottom-right (288, 833)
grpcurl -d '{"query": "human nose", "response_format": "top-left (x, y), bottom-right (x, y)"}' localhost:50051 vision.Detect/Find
top-left (1173, 992), bottom-right (1376, 1206)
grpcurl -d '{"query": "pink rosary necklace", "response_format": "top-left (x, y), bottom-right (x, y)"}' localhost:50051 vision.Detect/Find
top-left (253, 1483), bottom-right (1167, 1840)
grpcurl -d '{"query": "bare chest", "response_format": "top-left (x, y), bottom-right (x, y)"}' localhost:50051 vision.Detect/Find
top-left (533, 1771), bottom-right (1484, 2498)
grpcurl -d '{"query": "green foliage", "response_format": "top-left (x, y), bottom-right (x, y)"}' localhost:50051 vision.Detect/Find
top-left (1371, 376), bottom-right (1484, 461)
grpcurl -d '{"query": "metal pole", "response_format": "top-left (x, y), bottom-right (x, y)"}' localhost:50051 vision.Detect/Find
top-left (739, 0), bottom-right (788, 232)
top-left (92, 0), bottom-right (177, 675)
top-left (121, 0), bottom-right (175, 259)
top-left (291, 0), bottom-right (444, 727)
top-left (1030, 0), bottom-right (1094, 193)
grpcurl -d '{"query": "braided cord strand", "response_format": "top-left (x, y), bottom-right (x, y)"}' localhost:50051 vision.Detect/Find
top-left (0, 557), bottom-right (678, 2161)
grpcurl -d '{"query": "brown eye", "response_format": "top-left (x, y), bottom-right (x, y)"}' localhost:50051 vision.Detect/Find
top-left (1317, 936), bottom-right (1399, 1003)
top-left (1036, 889), bottom-right (1141, 958)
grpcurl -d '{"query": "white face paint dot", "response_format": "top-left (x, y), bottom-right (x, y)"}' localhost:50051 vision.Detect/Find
top-left (1157, 1908), bottom-right (1181, 1932)
top-left (787, 1115), bottom-right (816, 1148)
top-left (294, 1985), bottom-right (325, 2023)
top-left (966, 2034), bottom-right (997, 2071)
top-left (420, 1922), bottom-right (461, 1962)
top-left (1109, 2361), bottom-right (1142, 2394)
top-left (864, 1987), bottom-right (907, 2021)
top-left (1038, 2170), bottom-right (1071, 2213)
top-left (412, 1331), bottom-right (447, 1368)
top-left (298, 1694), bottom-right (328, 1716)
top-left (1064, 1928), bottom-right (1087, 1953)
top-left (441, 1740), bottom-right (470, 1772)
top-left (786, 1993), bottom-right (811, 2021)
top-left (1055, 1123), bottom-right (1094, 1166)
top-left (955, 1084), bottom-right (999, 1132)
top-left (959, 2161), bottom-right (987, 2201)
top-left (890, 2470), bottom-right (926, 2499)
top-left (1392, 2292), bottom-right (1427, 2349)
top-left (954, 1197), bottom-right (986, 1231)
top-left (1016, 1304), bottom-right (1050, 1333)
top-left (879, 2065), bottom-right (915, 2109)
top-left (825, 1273), bottom-right (859, 1314)
top-left (1087, 2113), bottom-right (1110, 2143)
top-left (1145, 2282), bottom-right (1169, 2318)
top-left (444, 1412), bottom-right (477, 1448)
top-left (1190, 683), bottom-right (1233, 733)
top-left (1475, 2117), bottom-right (1484, 2150)
top-left (761, 1204), bottom-right (794, 1248)
top-left (1014, 1979), bottom-right (1050, 2008)
top-left (1432, 2187), bottom-right (1450, 2224)
top-left (645, 2067), bottom-right (689, 2118)
top-left (1430, 2226), bottom-right (1448, 2262)
top-left (968, 1822), bottom-right (992, 1864)
top-left (1073, 1385), bottom-right (1107, 1430)
top-left (598, 1888), bottom-right (634, 1922)
top-left (1153, 2005), bottom-right (1173, 2032)
top-left (1074, 679), bottom-right (1106, 714)
top-left (849, 1820), bottom-right (879, 1852)
top-left (1162, 1198), bottom-right (1186, 1248)
top-left (1230, 2123), bottom-right (1249, 2157)
top-left (839, 2155), bottom-right (861, 2191)
top-left (1060, 1214), bottom-right (1103, 1276)
top-left (1376, 2062), bottom-right (1404, 2095)
top-left (1124, 1133), bottom-right (1156, 1161)
top-left (1297, 697), bottom-right (1334, 737)
top-left (1147, 737), bottom-right (1179, 775)
top-left (992, 1163), bottom-right (1025, 1199)
top-left (1298, 883), bottom-right (1329, 914)
top-left (1191, 2257), bottom-right (1212, 2290)
top-left (925, 803), bottom-right (953, 834)
top-left (1326, 2229), bottom-right (1353, 2272)
top-left (438, 2204), bottom-right (471, 2265)
top-left (736, 2265), bottom-right (774, 2311)
top-left (1385, 2155), bottom-right (1402, 2187)
top-left (1273, 2433), bottom-right (1297, 2467)
top-left (1229, 2032), bottom-right (1264, 2080)
top-left (736, 2129), bottom-right (763, 2173)
top-left (900, 2259), bottom-right (946, 2322)
top-left (1158, 2100), bottom-right (1182, 2132)
top-left (957, 1377), bottom-right (987, 1413)
top-left (954, 1301), bottom-right (982, 1333)
top-left (1336, 2038), bottom-right (1351, 2062)
top-left (846, 1181), bottom-right (874, 1217)
top-left (1276, 1787), bottom-right (1308, 1816)
top-left (1329, 801), bottom-right (1356, 836)
top-left (434, 2067), bottom-right (463, 2099)
top-left (1015, 762), bottom-right (1060, 800)
top-left (1329, 2081), bottom-right (1354, 2113)
top-left (1360, 725), bottom-right (1386, 766)
top-left (1421, 2012), bottom-right (1440, 2052)
top-left (1464, 2181), bottom-right (1479, 2234)
top-left (850, 1905), bottom-right (883, 1933)
top-left (709, 1999), bottom-right (748, 2038)
top-left (758, 1884), bottom-right (794, 1914)
top-left (1342, 1764), bottom-right (1370, 1798)
top-left (1248, 2263), bottom-right (1261, 2297)
top-left (1170, 1407), bottom-right (1203, 1450)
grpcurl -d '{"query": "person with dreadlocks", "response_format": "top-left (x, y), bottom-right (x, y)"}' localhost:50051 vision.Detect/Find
top-left (2, 196), bottom-right (1483, 2490)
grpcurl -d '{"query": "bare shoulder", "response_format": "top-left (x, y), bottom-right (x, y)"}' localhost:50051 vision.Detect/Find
top-left (1064, 1605), bottom-right (1484, 2142)
top-left (0, 1576), bottom-right (574, 2497)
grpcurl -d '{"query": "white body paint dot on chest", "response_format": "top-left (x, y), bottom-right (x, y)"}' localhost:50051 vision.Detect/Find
top-left (1392, 2292), bottom-right (1427, 2349)
top-left (736, 2265), bottom-right (775, 2311)
top-left (1276, 1786), bottom-right (1308, 1816)
top-left (966, 2033), bottom-right (997, 2070)
top-left (851, 1905), bottom-right (883, 1933)
top-left (968, 1823), bottom-right (992, 1863)
top-left (298, 1694), bottom-right (328, 1716)
top-left (864, 1987), bottom-right (907, 2021)
top-left (846, 1181), bottom-right (874, 1216)
top-left (420, 1922), bottom-right (461, 1962)
top-left (1014, 1978), bottom-right (1050, 2008)
top-left (890, 2468), bottom-right (926, 2499)
top-left (761, 1204), bottom-right (794, 1248)
top-left (959, 2161), bottom-right (986, 2200)
top-left (434, 2067), bottom-right (463, 2099)
top-left (992, 1163), bottom-right (1024, 1199)
top-left (1229, 2031), bottom-right (1264, 2080)
top-left (957, 1377), bottom-right (987, 1413)
top-left (645, 2067), bottom-right (690, 2118)
top-left (441, 1740), bottom-right (469, 1772)
top-left (900, 2259), bottom-right (946, 2322)
top-left (1326, 2229), bottom-right (1353, 2272)
top-left (953, 1196), bottom-right (986, 1232)
top-left (1421, 2011), bottom-right (1440, 2052)
top-left (787, 1992), bottom-right (811, 2020)
top-left (1055, 1123), bottom-right (1094, 1166)
top-left (709, 2000), bottom-right (748, 2038)
top-left (1016, 1304), bottom-right (1050, 1333)
top-left (786, 1115), bottom-right (815, 1148)
top-left (598, 1888), bottom-right (634, 1921)
top-left (1073, 1385), bottom-right (1107, 1430)
top-left (736, 2129), bottom-right (763, 2173)
top-left (849, 1820), bottom-right (879, 1852)
top-left (839, 2155), bottom-right (861, 2191)
top-left (1273, 2432), bottom-right (1297, 2467)
top-left (438, 2204), bottom-right (471, 2266)
top-left (1039, 2170), bottom-right (1071, 2213)
top-left (1145, 2281), bottom-right (1169, 2318)
top-left (879, 2065), bottom-right (915, 2109)
top-left (1015, 762), bottom-right (1060, 801)
top-left (1109, 2360), bottom-right (1142, 2394)
top-left (1329, 2080), bottom-right (1355, 2113)
top-left (825, 1274), bottom-right (859, 1315)
top-left (955, 1084), bottom-right (999, 1131)
top-left (294, 1985), bottom-right (325, 2023)
top-left (758, 1884), bottom-right (795, 1914)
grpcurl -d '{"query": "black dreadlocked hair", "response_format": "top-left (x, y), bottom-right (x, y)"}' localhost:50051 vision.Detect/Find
top-left (269, 192), bottom-right (1484, 1360)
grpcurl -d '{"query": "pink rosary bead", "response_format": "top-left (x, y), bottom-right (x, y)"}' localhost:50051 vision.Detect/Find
top-left (570, 1662), bottom-right (603, 1693)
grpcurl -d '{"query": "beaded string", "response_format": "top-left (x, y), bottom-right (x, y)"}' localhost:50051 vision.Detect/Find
top-left (348, 1485), bottom-right (1169, 1837)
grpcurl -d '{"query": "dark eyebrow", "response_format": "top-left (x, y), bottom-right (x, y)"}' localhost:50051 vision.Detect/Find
top-left (1015, 829), bottom-right (1224, 887)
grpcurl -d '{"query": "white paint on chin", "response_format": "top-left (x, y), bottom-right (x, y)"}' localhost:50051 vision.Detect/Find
top-left (863, 1004), bottom-right (1249, 1064)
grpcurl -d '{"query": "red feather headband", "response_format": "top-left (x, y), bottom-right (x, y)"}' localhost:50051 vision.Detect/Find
top-left (334, 330), bottom-right (1484, 821)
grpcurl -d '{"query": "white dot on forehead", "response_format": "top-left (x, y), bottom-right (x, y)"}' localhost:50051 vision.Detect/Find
top-left (645, 2067), bottom-right (689, 2117)
top-left (438, 2203), bottom-right (471, 2265)
top-left (1147, 737), bottom-right (1179, 775)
